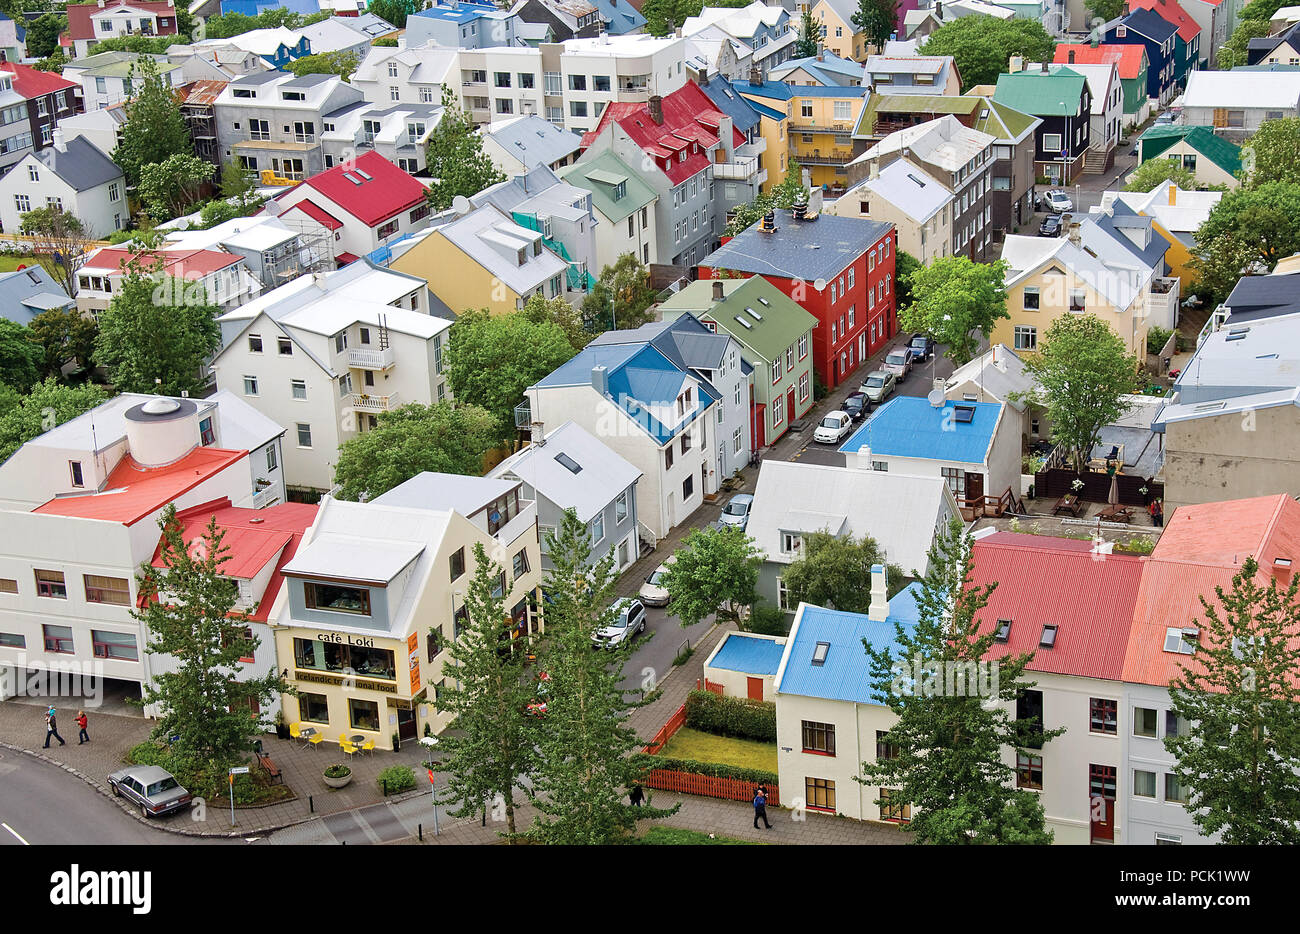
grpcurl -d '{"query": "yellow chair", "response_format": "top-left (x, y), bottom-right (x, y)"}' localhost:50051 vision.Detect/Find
top-left (340, 739), bottom-right (357, 759)
top-left (289, 722), bottom-right (302, 739)
top-left (307, 733), bottom-right (323, 750)
top-left (359, 739), bottom-right (375, 756)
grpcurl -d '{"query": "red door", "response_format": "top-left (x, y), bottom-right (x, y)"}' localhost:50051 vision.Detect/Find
top-left (787, 387), bottom-right (796, 421)
top-left (1090, 764), bottom-right (1117, 843)
top-left (746, 677), bottom-right (764, 701)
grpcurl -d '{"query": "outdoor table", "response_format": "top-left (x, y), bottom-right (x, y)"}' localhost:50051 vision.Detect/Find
top-left (299, 726), bottom-right (317, 749)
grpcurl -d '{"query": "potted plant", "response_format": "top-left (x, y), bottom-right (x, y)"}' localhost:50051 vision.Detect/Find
top-left (323, 763), bottom-right (352, 789)
top-left (274, 710), bottom-right (290, 740)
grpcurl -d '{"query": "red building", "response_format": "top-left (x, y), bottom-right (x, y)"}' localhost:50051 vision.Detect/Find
top-left (698, 209), bottom-right (897, 390)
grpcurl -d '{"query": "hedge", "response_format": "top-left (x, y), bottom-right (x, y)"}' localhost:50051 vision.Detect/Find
top-left (631, 753), bottom-right (778, 786)
top-left (377, 765), bottom-right (417, 795)
top-left (684, 689), bottom-right (777, 742)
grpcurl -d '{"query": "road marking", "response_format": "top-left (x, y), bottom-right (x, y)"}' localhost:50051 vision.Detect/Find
top-left (2, 822), bottom-right (30, 845)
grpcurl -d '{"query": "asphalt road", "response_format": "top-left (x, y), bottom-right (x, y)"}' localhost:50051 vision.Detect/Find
top-left (617, 603), bottom-right (715, 697)
top-left (0, 750), bottom-right (230, 845)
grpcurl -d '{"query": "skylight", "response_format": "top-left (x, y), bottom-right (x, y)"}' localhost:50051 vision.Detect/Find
top-left (745, 306), bottom-right (762, 321)
top-left (953, 403), bottom-right (976, 423)
top-left (733, 315), bottom-right (752, 329)
top-left (355, 169), bottom-right (373, 181)
top-left (811, 641), bottom-right (830, 666)
top-left (995, 619), bottom-right (1011, 643)
top-left (1040, 624), bottom-right (1058, 648)
top-left (1163, 626), bottom-right (1198, 655)
top-left (553, 452), bottom-right (582, 474)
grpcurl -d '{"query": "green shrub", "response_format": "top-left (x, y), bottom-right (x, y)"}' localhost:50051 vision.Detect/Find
top-left (105, 228), bottom-right (136, 244)
top-left (324, 764), bottom-right (351, 779)
top-left (747, 602), bottom-right (789, 636)
top-left (1146, 326), bottom-right (1173, 355)
top-left (684, 689), bottom-right (776, 742)
top-left (632, 752), bottom-right (778, 786)
top-left (377, 765), bottom-right (416, 795)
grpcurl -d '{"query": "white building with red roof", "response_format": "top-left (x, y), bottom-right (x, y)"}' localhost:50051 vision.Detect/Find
top-left (74, 246), bottom-right (262, 316)
top-left (66, 0), bottom-right (181, 58)
top-left (0, 63), bottom-right (81, 175)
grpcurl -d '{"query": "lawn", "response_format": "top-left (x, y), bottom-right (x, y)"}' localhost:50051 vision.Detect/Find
top-left (633, 827), bottom-right (759, 845)
top-left (0, 254), bottom-right (39, 273)
top-left (660, 727), bottom-right (778, 773)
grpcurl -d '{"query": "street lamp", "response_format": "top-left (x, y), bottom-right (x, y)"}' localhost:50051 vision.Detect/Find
top-left (419, 735), bottom-right (440, 836)
top-left (1059, 101), bottom-right (1069, 188)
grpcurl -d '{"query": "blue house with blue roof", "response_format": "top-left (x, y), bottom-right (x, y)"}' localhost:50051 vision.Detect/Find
top-left (840, 395), bottom-right (1022, 516)
top-left (1104, 9), bottom-right (1180, 105)
top-left (703, 631), bottom-right (787, 701)
top-left (526, 333), bottom-right (723, 540)
top-left (404, 0), bottom-right (525, 49)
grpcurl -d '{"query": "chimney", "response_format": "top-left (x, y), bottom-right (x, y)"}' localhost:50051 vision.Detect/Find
top-left (712, 280), bottom-right (724, 301)
top-left (1068, 50), bottom-right (1076, 64)
top-left (51, 127), bottom-right (66, 153)
top-left (591, 365), bottom-right (609, 396)
top-left (993, 344), bottom-right (1007, 371)
top-left (868, 564), bottom-right (889, 621)
top-left (1068, 221), bottom-right (1081, 247)
top-left (809, 184), bottom-right (824, 215)
top-left (1168, 183), bottom-right (1177, 206)
top-left (530, 421), bottom-right (545, 445)
top-left (1091, 33), bottom-right (1100, 49)
top-left (935, 1), bottom-right (942, 17)
top-left (1041, 59), bottom-right (1049, 74)
top-left (750, 65), bottom-right (762, 87)
top-left (648, 95), bottom-right (663, 125)
top-left (1009, 55), bottom-right (1023, 73)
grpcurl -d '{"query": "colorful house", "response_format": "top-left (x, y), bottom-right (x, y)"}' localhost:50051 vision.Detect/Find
top-left (1129, 0), bottom-right (1204, 81)
top-left (1135, 124), bottom-right (1241, 188)
top-left (737, 78), bottom-right (868, 195)
top-left (1053, 43), bottom-right (1152, 128)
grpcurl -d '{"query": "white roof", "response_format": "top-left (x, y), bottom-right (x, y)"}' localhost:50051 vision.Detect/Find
top-left (299, 18), bottom-right (367, 54)
top-left (863, 54), bottom-right (948, 76)
top-left (744, 460), bottom-right (953, 574)
top-left (220, 260), bottom-right (425, 324)
top-left (489, 421), bottom-right (642, 522)
top-left (199, 26), bottom-right (305, 57)
top-left (946, 344), bottom-right (1038, 412)
top-left (563, 34), bottom-right (682, 55)
top-left (683, 1), bottom-right (786, 39)
top-left (1183, 70), bottom-right (1300, 110)
top-left (282, 502), bottom-right (430, 585)
top-left (433, 204), bottom-right (567, 295)
top-left (856, 160), bottom-right (952, 224)
top-left (370, 472), bottom-right (521, 515)
top-left (1001, 225), bottom-right (1141, 311)
top-left (163, 214), bottom-right (298, 253)
top-left (857, 114), bottom-right (994, 172)
top-left (1111, 182), bottom-right (1223, 235)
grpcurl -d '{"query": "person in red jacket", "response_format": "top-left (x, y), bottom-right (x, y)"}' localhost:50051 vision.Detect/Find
top-left (75, 710), bottom-right (89, 745)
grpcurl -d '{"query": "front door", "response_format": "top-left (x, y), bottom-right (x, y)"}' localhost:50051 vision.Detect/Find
top-left (397, 705), bottom-right (417, 741)
top-left (787, 387), bottom-right (796, 422)
top-left (1090, 764), bottom-right (1117, 843)
top-left (965, 472), bottom-right (984, 507)
top-left (746, 677), bottom-right (764, 701)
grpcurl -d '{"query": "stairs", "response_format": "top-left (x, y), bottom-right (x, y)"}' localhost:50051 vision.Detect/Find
top-left (1083, 147), bottom-right (1112, 175)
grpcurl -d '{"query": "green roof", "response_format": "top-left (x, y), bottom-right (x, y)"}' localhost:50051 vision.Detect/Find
top-left (973, 97), bottom-right (1039, 142)
top-left (558, 151), bottom-right (655, 224)
top-left (1138, 124), bottom-right (1242, 177)
top-left (854, 92), bottom-right (980, 137)
top-left (659, 277), bottom-right (817, 361)
top-left (992, 69), bottom-right (1087, 117)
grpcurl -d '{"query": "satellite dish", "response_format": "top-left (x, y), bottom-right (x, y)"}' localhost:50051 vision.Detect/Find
top-left (813, 278), bottom-right (827, 291)
top-left (452, 195), bottom-right (472, 216)
top-left (927, 388), bottom-right (946, 408)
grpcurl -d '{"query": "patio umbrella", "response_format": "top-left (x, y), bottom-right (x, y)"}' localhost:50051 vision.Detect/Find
top-left (1108, 473), bottom-right (1119, 507)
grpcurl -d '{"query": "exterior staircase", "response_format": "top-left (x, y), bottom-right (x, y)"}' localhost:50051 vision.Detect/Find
top-left (1083, 146), bottom-right (1113, 175)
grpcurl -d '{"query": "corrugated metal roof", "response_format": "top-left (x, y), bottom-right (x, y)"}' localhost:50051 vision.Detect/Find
top-left (700, 211), bottom-right (893, 283)
top-left (840, 396), bottom-right (1001, 465)
top-left (1053, 43), bottom-right (1148, 81)
top-left (993, 69), bottom-right (1088, 117)
top-left (708, 632), bottom-right (785, 676)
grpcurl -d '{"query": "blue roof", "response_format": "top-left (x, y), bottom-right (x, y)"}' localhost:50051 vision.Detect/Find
top-left (701, 211), bottom-right (892, 282)
top-left (777, 585), bottom-right (923, 704)
top-left (591, 0), bottom-right (645, 33)
top-left (739, 80), bottom-right (868, 101)
top-left (0, 266), bottom-right (73, 326)
top-left (413, 0), bottom-right (498, 24)
top-left (1116, 8), bottom-right (1178, 43)
top-left (709, 633), bottom-right (785, 676)
top-left (701, 75), bottom-right (761, 136)
top-left (221, 0), bottom-right (318, 14)
top-left (777, 53), bottom-right (864, 86)
top-left (840, 396), bottom-right (1002, 464)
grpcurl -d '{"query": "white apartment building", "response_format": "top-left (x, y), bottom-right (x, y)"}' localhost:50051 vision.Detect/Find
top-left (556, 34), bottom-right (688, 135)
top-left (351, 43), bottom-right (458, 109)
top-left (74, 246), bottom-right (262, 317)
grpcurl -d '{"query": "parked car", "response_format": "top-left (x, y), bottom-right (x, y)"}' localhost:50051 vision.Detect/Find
top-left (719, 493), bottom-right (755, 531)
top-left (1153, 112), bottom-right (1175, 126)
top-left (909, 333), bottom-right (935, 360)
top-left (638, 556), bottom-right (674, 607)
top-left (841, 391), bottom-right (869, 421)
top-left (859, 370), bottom-right (897, 403)
top-left (882, 347), bottom-right (915, 380)
top-left (591, 597), bottom-right (647, 649)
top-left (107, 765), bottom-right (192, 819)
top-left (1038, 214), bottom-right (1063, 237)
top-left (814, 410), bottom-right (854, 444)
top-left (1043, 189), bottom-right (1073, 214)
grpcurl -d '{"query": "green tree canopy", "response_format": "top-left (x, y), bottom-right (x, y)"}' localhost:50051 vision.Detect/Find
top-left (1124, 158), bottom-right (1198, 193)
top-left (25, 12), bottom-right (65, 59)
top-left (782, 531), bottom-right (906, 613)
top-left (641, 0), bottom-right (751, 37)
top-left (723, 159), bottom-right (808, 237)
top-left (138, 153), bottom-right (216, 222)
top-left (286, 50), bottom-right (360, 82)
top-left (116, 58), bottom-right (195, 188)
top-left (854, 0), bottom-right (900, 51)
top-left (900, 256), bottom-right (1009, 365)
top-left (920, 17), bottom-right (1057, 90)
top-left (579, 253), bottom-right (658, 333)
top-left (662, 525), bottom-right (763, 629)
top-left (520, 293), bottom-right (591, 352)
top-left (1084, 0), bottom-right (1125, 23)
top-left (893, 249), bottom-right (922, 311)
top-left (1191, 181), bottom-right (1300, 300)
top-left (0, 320), bottom-right (43, 392)
top-left (425, 86), bottom-right (507, 211)
top-left (20, 208), bottom-right (95, 295)
top-left (367, 0), bottom-right (421, 28)
top-left (1242, 117), bottom-right (1300, 186)
top-left (794, 10), bottom-right (820, 58)
top-left (28, 307), bottom-right (98, 380)
top-left (331, 401), bottom-right (499, 501)
top-left (0, 378), bottom-right (109, 465)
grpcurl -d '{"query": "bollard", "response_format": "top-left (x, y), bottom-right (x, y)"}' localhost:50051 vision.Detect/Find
top-left (418, 823), bottom-right (423, 841)
top-left (309, 795), bottom-right (314, 813)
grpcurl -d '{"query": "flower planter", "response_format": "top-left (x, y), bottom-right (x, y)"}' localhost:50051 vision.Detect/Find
top-left (323, 768), bottom-right (352, 789)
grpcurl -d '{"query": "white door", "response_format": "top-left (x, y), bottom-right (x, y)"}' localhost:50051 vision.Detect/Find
top-left (666, 491), bottom-right (675, 530)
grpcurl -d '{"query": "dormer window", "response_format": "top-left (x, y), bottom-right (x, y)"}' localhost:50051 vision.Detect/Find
top-left (781, 531), bottom-right (803, 555)
top-left (1039, 624), bottom-right (1058, 648)
top-left (303, 582), bottom-right (371, 617)
top-left (1163, 626), bottom-right (1198, 655)
top-left (995, 619), bottom-right (1011, 643)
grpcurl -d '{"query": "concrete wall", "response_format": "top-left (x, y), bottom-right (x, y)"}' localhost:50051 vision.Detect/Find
top-left (1162, 404), bottom-right (1300, 511)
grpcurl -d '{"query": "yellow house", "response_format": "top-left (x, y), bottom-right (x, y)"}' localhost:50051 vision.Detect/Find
top-left (996, 233), bottom-right (1150, 360)
top-left (274, 475), bottom-right (544, 750)
top-left (390, 204), bottom-right (570, 317)
top-left (1113, 181), bottom-right (1224, 287)
top-left (806, 0), bottom-right (869, 61)
top-left (738, 82), bottom-right (867, 194)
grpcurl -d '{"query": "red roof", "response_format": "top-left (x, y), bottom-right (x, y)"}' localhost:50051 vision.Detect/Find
top-left (580, 81), bottom-right (746, 186)
top-left (1130, 0), bottom-right (1201, 43)
top-left (336, 252), bottom-right (360, 265)
top-left (150, 499), bottom-right (318, 622)
top-left (1053, 43), bottom-right (1148, 80)
top-left (296, 151), bottom-right (426, 227)
top-left (0, 62), bottom-right (76, 99)
top-left (176, 79), bottom-right (227, 106)
top-left (283, 200), bottom-right (342, 231)
top-left (34, 447), bottom-right (248, 526)
top-left (83, 248), bottom-right (241, 279)
top-left (66, 0), bottom-right (180, 41)
top-left (970, 533), bottom-right (1145, 682)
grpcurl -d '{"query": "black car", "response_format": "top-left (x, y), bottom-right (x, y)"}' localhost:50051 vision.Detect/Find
top-left (1038, 215), bottom-right (1063, 237)
top-left (909, 333), bottom-right (935, 360)
top-left (841, 391), bottom-right (869, 421)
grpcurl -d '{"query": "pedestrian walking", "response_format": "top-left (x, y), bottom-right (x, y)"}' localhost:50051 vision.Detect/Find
top-left (629, 783), bottom-right (644, 807)
top-left (44, 706), bottom-right (66, 748)
top-left (75, 710), bottom-right (89, 745)
top-left (753, 790), bottom-right (771, 829)
top-left (1149, 498), bottom-right (1164, 528)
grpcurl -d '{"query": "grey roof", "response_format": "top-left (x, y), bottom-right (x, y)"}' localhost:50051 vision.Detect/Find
top-left (945, 344), bottom-right (1038, 412)
top-left (701, 210), bottom-right (894, 283)
top-left (283, 72), bottom-right (336, 89)
top-left (483, 114), bottom-right (581, 170)
top-left (1093, 200), bottom-right (1170, 271)
top-left (488, 420), bottom-right (642, 523)
top-left (31, 137), bottom-right (122, 192)
top-left (1223, 271), bottom-right (1300, 323)
top-left (0, 266), bottom-right (73, 325)
top-left (370, 471), bottom-right (521, 516)
top-left (589, 313), bottom-right (732, 374)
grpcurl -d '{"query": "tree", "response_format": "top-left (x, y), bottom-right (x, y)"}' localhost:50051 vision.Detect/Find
top-left (446, 308), bottom-right (579, 438)
top-left (0, 320), bottom-right (43, 392)
top-left (135, 504), bottom-right (288, 776)
top-left (33, 52), bottom-right (68, 74)
top-left (859, 518), bottom-right (1061, 844)
top-left (1165, 557), bottom-right (1300, 844)
top-left (1191, 181), bottom-right (1300, 301)
top-left (579, 253), bottom-right (658, 333)
top-left (1125, 158), bottom-right (1198, 193)
top-left (723, 159), bottom-right (809, 237)
top-left (782, 531), bottom-right (906, 613)
top-left (286, 50), bottom-right (359, 82)
top-left (116, 58), bottom-right (195, 188)
top-left (93, 269), bottom-right (221, 396)
top-left (794, 10), bottom-right (820, 58)
top-left (662, 525), bottom-right (763, 629)
top-left (430, 543), bottom-right (538, 841)
top-left (367, 0), bottom-right (421, 28)
top-left (853, 0), bottom-right (899, 51)
top-left (1084, 0), bottom-right (1125, 22)
top-left (641, 0), bottom-right (752, 36)
top-left (520, 292), bottom-right (590, 352)
top-left (1242, 117), bottom-right (1300, 186)
top-left (27, 307), bottom-right (98, 379)
top-left (0, 378), bottom-right (108, 464)
top-left (900, 256), bottom-right (1009, 366)
top-left (332, 401), bottom-right (499, 501)
top-left (25, 12), bottom-right (65, 59)
top-left (19, 208), bottom-right (96, 295)
top-left (1220, 0), bottom-right (1287, 69)
top-left (138, 153), bottom-right (216, 221)
top-left (1021, 313), bottom-right (1141, 473)
top-left (527, 510), bottom-right (677, 843)
top-left (893, 249), bottom-right (921, 311)
top-left (920, 17), bottom-right (1057, 91)
top-left (425, 86), bottom-right (506, 211)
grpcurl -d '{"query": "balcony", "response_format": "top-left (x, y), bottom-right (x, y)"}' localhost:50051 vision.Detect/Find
top-left (712, 155), bottom-right (760, 180)
top-left (1146, 276), bottom-right (1180, 330)
top-left (350, 391), bottom-right (401, 412)
top-left (349, 346), bottom-right (395, 370)
top-left (495, 500), bottom-right (538, 548)
top-left (251, 486), bottom-right (280, 509)
top-left (790, 147), bottom-right (855, 166)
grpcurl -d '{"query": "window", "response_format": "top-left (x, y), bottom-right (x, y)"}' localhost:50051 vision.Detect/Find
top-left (291, 379), bottom-right (307, 400)
top-left (299, 692), bottom-right (329, 724)
top-left (266, 446), bottom-right (277, 471)
top-left (801, 720), bottom-right (836, 755)
top-left (799, 372), bottom-right (810, 402)
top-left (879, 788), bottom-right (910, 822)
top-left (1134, 707), bottom-right (1158, 738)
top-left (0, 632), bottom-right (23, 647)
top-left (615, 491), bottom-right (628, 523)
top-left (296, 423), bottom-right (312, 448)
top-left (43, 623), bottom-right (73, 654)
top-left (1014, 325), bottom-right (1037, 352)
top-left (108, 183), bottom-right (120, 202)
top-left (1155, 832), bottom-right (1182, 845)
top-left (665, 444), bottom-right (674, 470)
top-left (1022, 286), bottom-right (1040, 310)
top-left (0, 578), bottom-right (16, 594)
top-left (512, 549), bottom-right (530, 578)
top-left (568, 74), bottom-right (587, 91)
top-left (681, 431), bottom-right (692, 455)
top-left (1069, 289), bottom-right (1086, 313)
top-left (1165, 710), bottom-right (1187, 738)
top-left (348, 698), bottom-right (381, 732)
top-left (772, 393), bottom-right (783, 426)
top-left (875, 731), bottom-right (900, 762)
top-left (805, 777), bottom-right (835, 811)
top-left (940, 467), bottom-right (965, 497)
top-left (84, 574), bottom-right (129, 606)
top-left (248, 333), bottom-right (263, 353)
top-left (777, 576), bottom-right (790, 611)
top-left (1043, 133), bottom-right (1062, 153)
top-left (833, 100), bottom-right (851, 120)
top-left (1017, 753), bottom-right (1044, 789)
top-left (1090, 698), bottom-right (1118, 735)
top-left (1134, 770), bottom-right (1157, 798)
top-left (35, 569), bottom-right (66, 599)
top-left (1164, 773), bottom-right (1188, 804)
top-left (569, 101), bottom-right (587, 118)
top-left (732, 427), bottom-right (742, 454)
top-left (91, 629), bottom-right (137, 660)
top-left (449, 547), bottom-right (466, 582)
top-left (243, 376), bottom-right (258, 396)
top-left (781, 532), bottom-right (802, 555)
top-left (1016, 689), bottom-right (1044, 748)
top-left (594, 75), bottom-right (610, 92)
top-left (304, 582), bottom-right (371, 616)
top-left (13, 194), bottom-right (29, 213)
top-left (69, 460), bottom-right (84, 487)
top-left (589, 512), bottom-right (605, 545)
top-left (872, 460), bottom-right (889, 472)
top-left (519, 73), bottom-right (534, 89)
top-left (278, 338), bottom-right (293, 355)
top-left (786, 347), bottom-right (794, 372)
top-left (682, 475), bottom-right (694, 500)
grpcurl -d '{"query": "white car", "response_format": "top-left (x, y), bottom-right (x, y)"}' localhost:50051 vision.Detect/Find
top-left (1043, 189), bottom-right (1073, 214)
top-left (638, 557), bottom-right (674, 607)
top-left (814, 410), bottom-right (854, 444)
top-left (592, 597), bottom-right (647, 649)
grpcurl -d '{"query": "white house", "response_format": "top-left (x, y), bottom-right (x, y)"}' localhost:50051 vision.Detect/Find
top-left (479, 114), bottom-right (583, 177)
top-left (0, 134), bottom-right (125, 239)
top-left (1180, 70), bottom-right (1300, 139)
top-left (74, 246), bottom-right (262, 316)
top-left (351, 42), bottom-right (458, 110)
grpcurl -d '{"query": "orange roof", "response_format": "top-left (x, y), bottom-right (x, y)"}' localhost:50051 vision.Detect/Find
top-left (1053, 43), bottom-right (1148, 80)
top-left (34, 448), bottom-right (248, 526)
top-left (1148, 494), bottom-right (1300, 569)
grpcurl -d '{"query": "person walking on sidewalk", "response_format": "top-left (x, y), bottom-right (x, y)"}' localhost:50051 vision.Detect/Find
top-left (629, 783), bottom-right (644, 807)
top-left (44, 707), bottom-right (66, 748)
top-left (75, 710), bottom-right (89, 745)
top-left (753, 789), bottom-right (772, 829)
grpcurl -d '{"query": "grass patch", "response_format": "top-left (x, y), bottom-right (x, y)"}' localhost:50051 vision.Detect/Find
top-left (633, 826), bottom-right (760, 845)
top-left (0, 255), bottom-right (40, 272)
top-left (660, 726), bottom-right (777, 773)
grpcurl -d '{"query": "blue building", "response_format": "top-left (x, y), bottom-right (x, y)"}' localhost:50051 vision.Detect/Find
top-left (1104, 9), bottom-right (1180, 105)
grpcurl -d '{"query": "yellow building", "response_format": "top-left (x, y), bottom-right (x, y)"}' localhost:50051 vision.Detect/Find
top-left (274, 474), bottom-right (543, 751)
top-left (805, 0), bottom-right (869, 61)
top-left (738, 82), bottom-right (867, 194)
